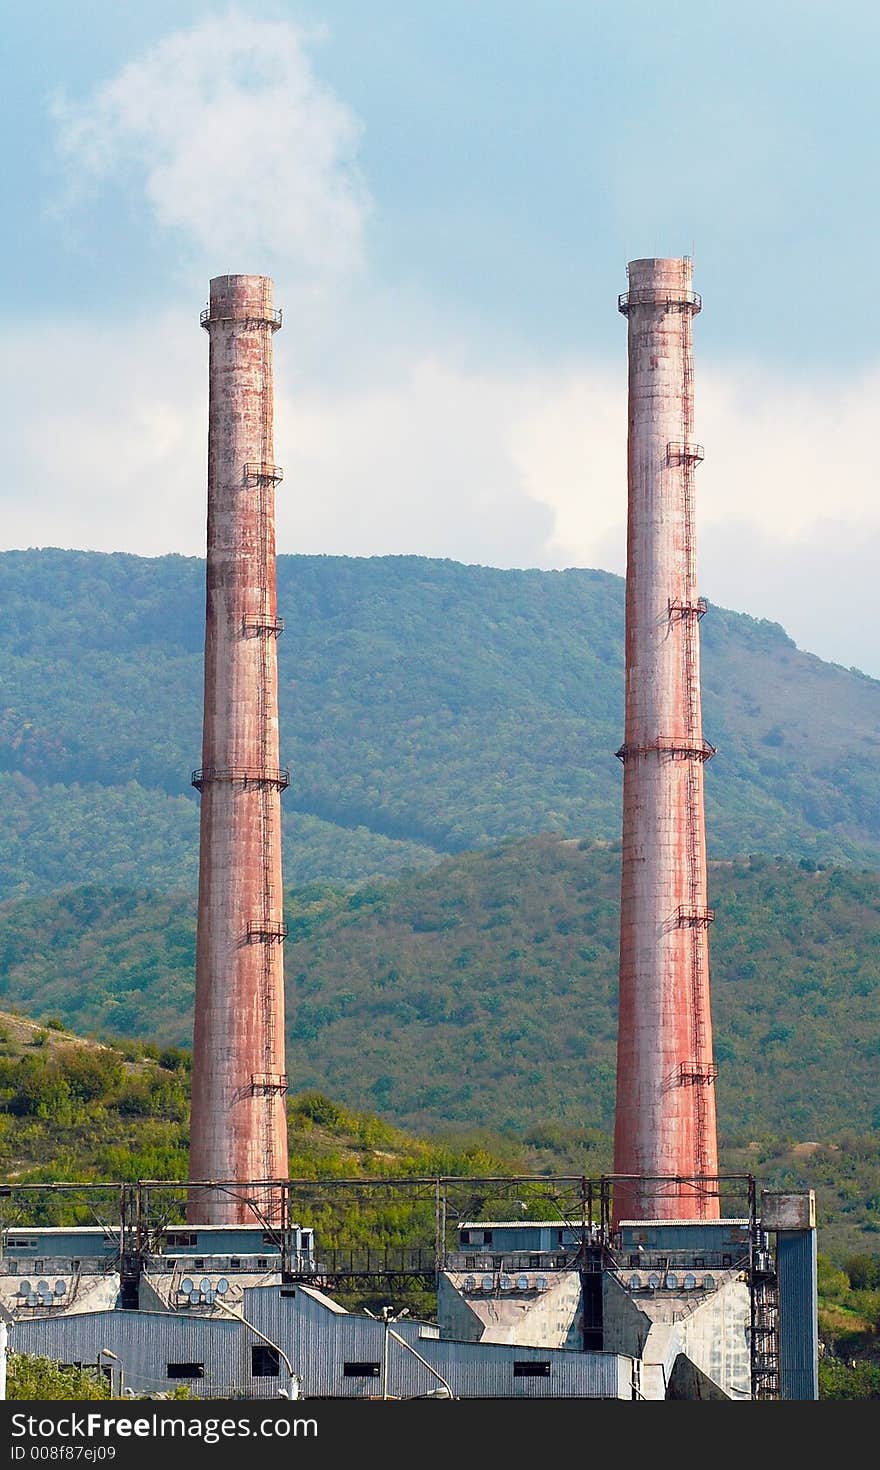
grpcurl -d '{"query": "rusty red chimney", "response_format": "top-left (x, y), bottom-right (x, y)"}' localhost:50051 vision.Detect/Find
top-left (188, 274), bottom-right (289, 1224)
top-left (612, 258), bottom-right (719, 1225)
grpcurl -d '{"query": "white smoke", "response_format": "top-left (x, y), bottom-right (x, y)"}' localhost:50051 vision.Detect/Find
top-left (51, 11), bottom-right (369, 287)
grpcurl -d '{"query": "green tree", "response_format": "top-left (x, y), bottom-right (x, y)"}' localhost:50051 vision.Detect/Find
top-left (7, 1352), bottom-right (110, 1400)
top-left (819, 1357), bottom-right (880, 1399)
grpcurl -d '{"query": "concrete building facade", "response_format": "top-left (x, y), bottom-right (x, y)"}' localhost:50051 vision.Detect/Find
top-left (0, 1196), bottom-right (817, 1399)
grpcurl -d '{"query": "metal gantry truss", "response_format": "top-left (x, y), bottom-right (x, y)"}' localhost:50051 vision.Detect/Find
top-left (0, 1171), bottom-right (779, 1395)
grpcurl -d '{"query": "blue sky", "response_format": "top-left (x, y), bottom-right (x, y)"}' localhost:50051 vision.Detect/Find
top-left (3, 1), bottom-right (880, 675)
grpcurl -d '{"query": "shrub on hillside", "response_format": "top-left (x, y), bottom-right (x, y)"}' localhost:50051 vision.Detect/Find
top-left (7, 1353), bottom-right (109, 1400)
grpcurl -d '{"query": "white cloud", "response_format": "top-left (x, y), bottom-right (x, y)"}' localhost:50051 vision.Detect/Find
top-left (0, 320), bottom-right (557, 567)
top-left (16, 13), bottom-right (880, 680)
top-left (1, 314), bottom-right (205, 556)
top-left (278, 356), bottom-right (555, 566)
top-left (51, 11), bottom-right (369, 289)
top-left (513, 360), bottom-right (880, 677)
top-left (513, 360), bottom-right (880, 567)
top-left (4, 309), bottom-right (878, 677)
top-left (699, 516), bottom-right (880, 677)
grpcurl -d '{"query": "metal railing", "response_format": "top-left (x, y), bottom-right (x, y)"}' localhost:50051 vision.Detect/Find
top-left (300, 1246), bottom-right (436, 1276)
top-left (666, 441), bottom-right (705, 463)
top-left (243, 462), bottom-right (284, 485)
top-left (615, 737), bottom-right (716, 763)
top-left (446, 1250), bottom-right (581, 1273)
top-left (618, 288), bottom-right (701, 315)
top-left (245, 920), bottom-right (288, 942)
top-left (678, 1060), bottom-right (719, 1085)
top-left (191, 767), bottom-right (290, 791)
top-left (242, 615), bottom-right (285, 636)
top-left (200, 308), bottom-right (282, 330)
top-left (669, 598), bottom-right (708, 620)
top-left (612, 1252), bottom-right (748, 1273)
top-left (250, 1073), bottom-right (289, 1095)
top-left (674, 905), bottom-right (716, 927)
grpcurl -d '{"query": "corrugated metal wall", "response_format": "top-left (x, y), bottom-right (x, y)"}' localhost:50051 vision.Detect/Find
top-left (11, 1311), bottom-right (250, 1399)
top-left (618, 1222), bottom-right (749, 1254)
top-left (777, 1231), bottom-right (819, 1400)
top-left (247, 1286), bottom-right (629, 1399)
top-left (11, 1293), bottom-right (632, 1400)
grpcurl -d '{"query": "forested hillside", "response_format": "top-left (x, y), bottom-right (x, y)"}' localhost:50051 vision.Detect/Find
top-left (0, 1008), bottom-right (507, 1205)
top-left (2, 1005), bottom-right (877, 1393)
top-left (0, 549), bottom-right (877, 900)
top-left (1, 1003), bottom-right (878, 1270)
top-left (0, 840), bottom-right (876, 1149)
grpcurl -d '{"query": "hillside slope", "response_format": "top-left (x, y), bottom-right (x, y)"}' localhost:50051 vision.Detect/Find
top-left (0, 840), bottom-right (876, 1143)
top-left (1, 1001), bottom-right (878, 1265)
top-left (0, 549), bottom-right (877, 900)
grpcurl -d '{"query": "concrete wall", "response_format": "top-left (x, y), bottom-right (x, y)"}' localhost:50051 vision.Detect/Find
top-left (438, 1271), bottom-right (582, 1348)
top-left (678, 1278), bottom-right (750, 1398)
top-left (603, 1271), bottom-right (749, 1399)
top-left (602, 1274), bottom-right (652, 1359)
top-left (0, 1272), bottom-right (119, 1321)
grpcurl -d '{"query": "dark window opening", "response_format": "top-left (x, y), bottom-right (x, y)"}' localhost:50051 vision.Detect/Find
top-left (166, 1232), bottom-right (197, 1248)
top-left (167, 1363), bottom-right (205, 1379)
top-left (230, 1257), bottom-right (241, 1268)
top-left (722, 1255), bottom-right (732, 1267)
top-left (344, 1362), bottom-right (380, 1378)
top-left (514, 1362), bottom-right (551, 1378)
top-left (251, 1345), bottom-right (280, 1378)
top-left (460, 1230), bottom-right (470, 1244)
top-left (529, 1254), bottom-right (541, 1268)
top-left (257, 1258), bottom-right (268, 1268)
top-left (557, 1230), bottom-right (565, 1245)
top-left (629, 1255), bottom-right (640, 1268)
top-left (465, 1256), bottom-right (476, 1269)
top-left (493, 1256), bottom-right (503, 1269)
top-left (483, 1231), bottom-right (493, 1245)
top-left (194, 1259), bottom-right (205, 1269)
top-left (694, 1257), bottom-right (705, 1268)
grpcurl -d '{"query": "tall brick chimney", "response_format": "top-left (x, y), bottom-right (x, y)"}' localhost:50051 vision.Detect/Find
top-left (612, 258), bottom-right (719, 1224)
top-left (188, 275), bottom-right (289, 1224)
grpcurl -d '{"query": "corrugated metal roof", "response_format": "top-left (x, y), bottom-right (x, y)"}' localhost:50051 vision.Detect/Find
top-left (6, 1227), bottom-right (120, 1236)
top-left (618, 1219), bottom-right (749, 1227)
top-left (297, 1284), bottom-right (347, 1314)
top-left (459, 1221), bottom-right (572, 1230)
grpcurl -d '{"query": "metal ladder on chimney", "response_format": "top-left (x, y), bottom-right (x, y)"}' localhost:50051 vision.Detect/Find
top-left (246, 329), bottom-right (287, 1184)
top-left (678, 319), bottom-right (715, 1180)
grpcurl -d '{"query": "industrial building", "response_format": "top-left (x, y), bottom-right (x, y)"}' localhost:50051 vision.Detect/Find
top-left (1, 1187), bottom-right (817, 1399)
top-left (0, 264), bottom-right (820, 1400)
